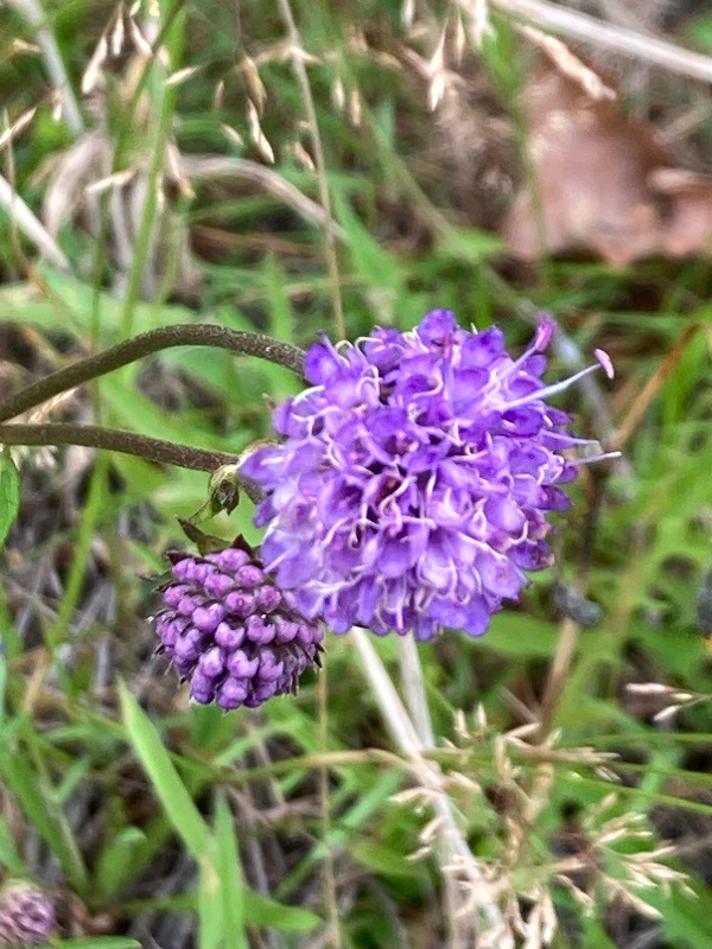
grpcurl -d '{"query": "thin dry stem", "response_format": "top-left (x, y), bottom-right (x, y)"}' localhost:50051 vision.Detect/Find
top-left (9, 0), bottom-right (84, 135)
top-left (180, 155), bottom-right (346, 243)
top-left (517, 23), bottom-right (616, 100)
top-left (276, 0), bottom-right (345, 339)
top-left (353, 628), bottom-right (504, 939)
top-left (317, 658), bottom-right (341, 948)
top-left (611, 324), bottom-right (700, 451)
top-left (0, 172), bottom-right (70, 270)
top-left (397, 635), bottom-right (479, 947)
top-left (398, 635), bottom-right (435, 746)
top-left (484, 0), bottom-right (712, 85)
top-left (538, 617), bottom-right (580, 739)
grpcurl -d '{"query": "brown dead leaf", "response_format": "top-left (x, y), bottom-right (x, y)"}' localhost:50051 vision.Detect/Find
top-left (648, 168), bottom-right (712, 258)
top-left (501, 67), bottom-right (712, 264)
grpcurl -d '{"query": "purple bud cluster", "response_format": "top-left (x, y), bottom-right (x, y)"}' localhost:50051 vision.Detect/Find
top-left (154, 545), bottom-right (323, 710)
top-left (0, 882), bottom-right (54, 947)
top-left (240, 309), bottom-right (614, 641)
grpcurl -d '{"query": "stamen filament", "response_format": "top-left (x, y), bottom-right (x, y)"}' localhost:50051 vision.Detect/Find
top-left (505, 363), bottom-right (602, 410)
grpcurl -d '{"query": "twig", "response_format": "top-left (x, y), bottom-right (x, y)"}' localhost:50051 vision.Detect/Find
top-left (9, 0), bottom-right (84, 136)
top-left (484, 0), bottom-right (712, 85)
top-left (276, 0), bottom-right (345, 338)
top-left (0, 422), bottom-right (248, 480)
top-left (0, 172), bottom-right (70, 270)
top-left (0, 323), bottom-right (306, 423)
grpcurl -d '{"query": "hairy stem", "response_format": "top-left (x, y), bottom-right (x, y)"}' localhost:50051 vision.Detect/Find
top-left (0, 324), bottom-right (306, 423)
top-left (0, 423), bottom-right (261, 497)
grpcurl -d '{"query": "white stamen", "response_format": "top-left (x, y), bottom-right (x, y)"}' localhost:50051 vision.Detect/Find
top-left (504, 362), bottom-right (602, 410)
top-left (570, 450), bottom-right (622, 466)
top-left (545, 432), bottom-right (602, 446)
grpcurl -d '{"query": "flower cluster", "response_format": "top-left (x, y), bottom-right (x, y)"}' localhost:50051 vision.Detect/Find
top-left (154, 544), bottom-right (323, 710)
top-left (0, 882), bottom-right (54, 947)
top-left (240, 309), bottom-right (613, 641)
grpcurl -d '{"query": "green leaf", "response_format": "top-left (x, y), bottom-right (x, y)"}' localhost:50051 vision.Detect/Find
top-left (482, 613), bottom-right (558, 658)
top-left (0, 746), bottom-right (88, 893)
top-left (437, 226), bottom-right (505, 262)
top-left (0, 451), bottom-right (20, 549)
top-left (197, 862), bottom-right (224, 949)
top-left (118, 681), bottom-right (210, 860)
top-left (0, 814), bottom-right (27, 876)
top-left (333, 190), bottom-right (403, 295)
top-left (651, 880), bottom-right (712, 948)
top-left (349, 838), bottom-right (417, 879)
top-left (243, 891), bottom-right (321, 932)
top-left (177, 517), bottom-right (229, 555)
top-left (560, 771), bottom-right (712, 816)
top-left (213, 793), bottom-right (246, 948)
top-left (95, 827), bottom-right (147, 901)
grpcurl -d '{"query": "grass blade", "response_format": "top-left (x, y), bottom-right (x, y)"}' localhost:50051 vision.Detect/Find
top-left (212, 793), bottom-right (247, 949)
top-left (0, 451), bottom-right (20, 549)
top-left (118, 681), bottom-right (210, 860)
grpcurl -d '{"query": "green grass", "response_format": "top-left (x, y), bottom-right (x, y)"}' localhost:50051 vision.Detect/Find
top-left (1, 1), bottom-right (712, 946)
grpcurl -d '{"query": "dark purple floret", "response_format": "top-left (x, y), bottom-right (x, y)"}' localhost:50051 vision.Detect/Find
top-left (240, 310), bottom-right (615, 641)
top-left (153, 543), bottom-right (323, 710)
top-left (0, 882), bottom-right (55, 947)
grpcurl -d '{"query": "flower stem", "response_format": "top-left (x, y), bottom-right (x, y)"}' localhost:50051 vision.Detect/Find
top-left (352, 628), bottom-right (504, 942)
top-left (0, 423), bottom-right (261, 498)
top-left (0, 324), bottom-right (306, 423)
top-left (397, 636), bottom-right (488, 946)
top-left (398, 634), bottom-right (435, 746)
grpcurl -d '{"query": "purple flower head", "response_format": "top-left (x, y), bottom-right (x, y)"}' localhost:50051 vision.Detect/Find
top-left (240, 310), bottom-right (616, 641)
top-left (0, 882), bottom-right (55, 947)
top-left (153, 541), bottom-right (323, 710)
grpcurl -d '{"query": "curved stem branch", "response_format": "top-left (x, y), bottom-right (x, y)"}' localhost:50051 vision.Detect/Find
top-left (0, 423), bottom-right (261, 499)
top-left (0, 324), bottom-right (306, 423)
